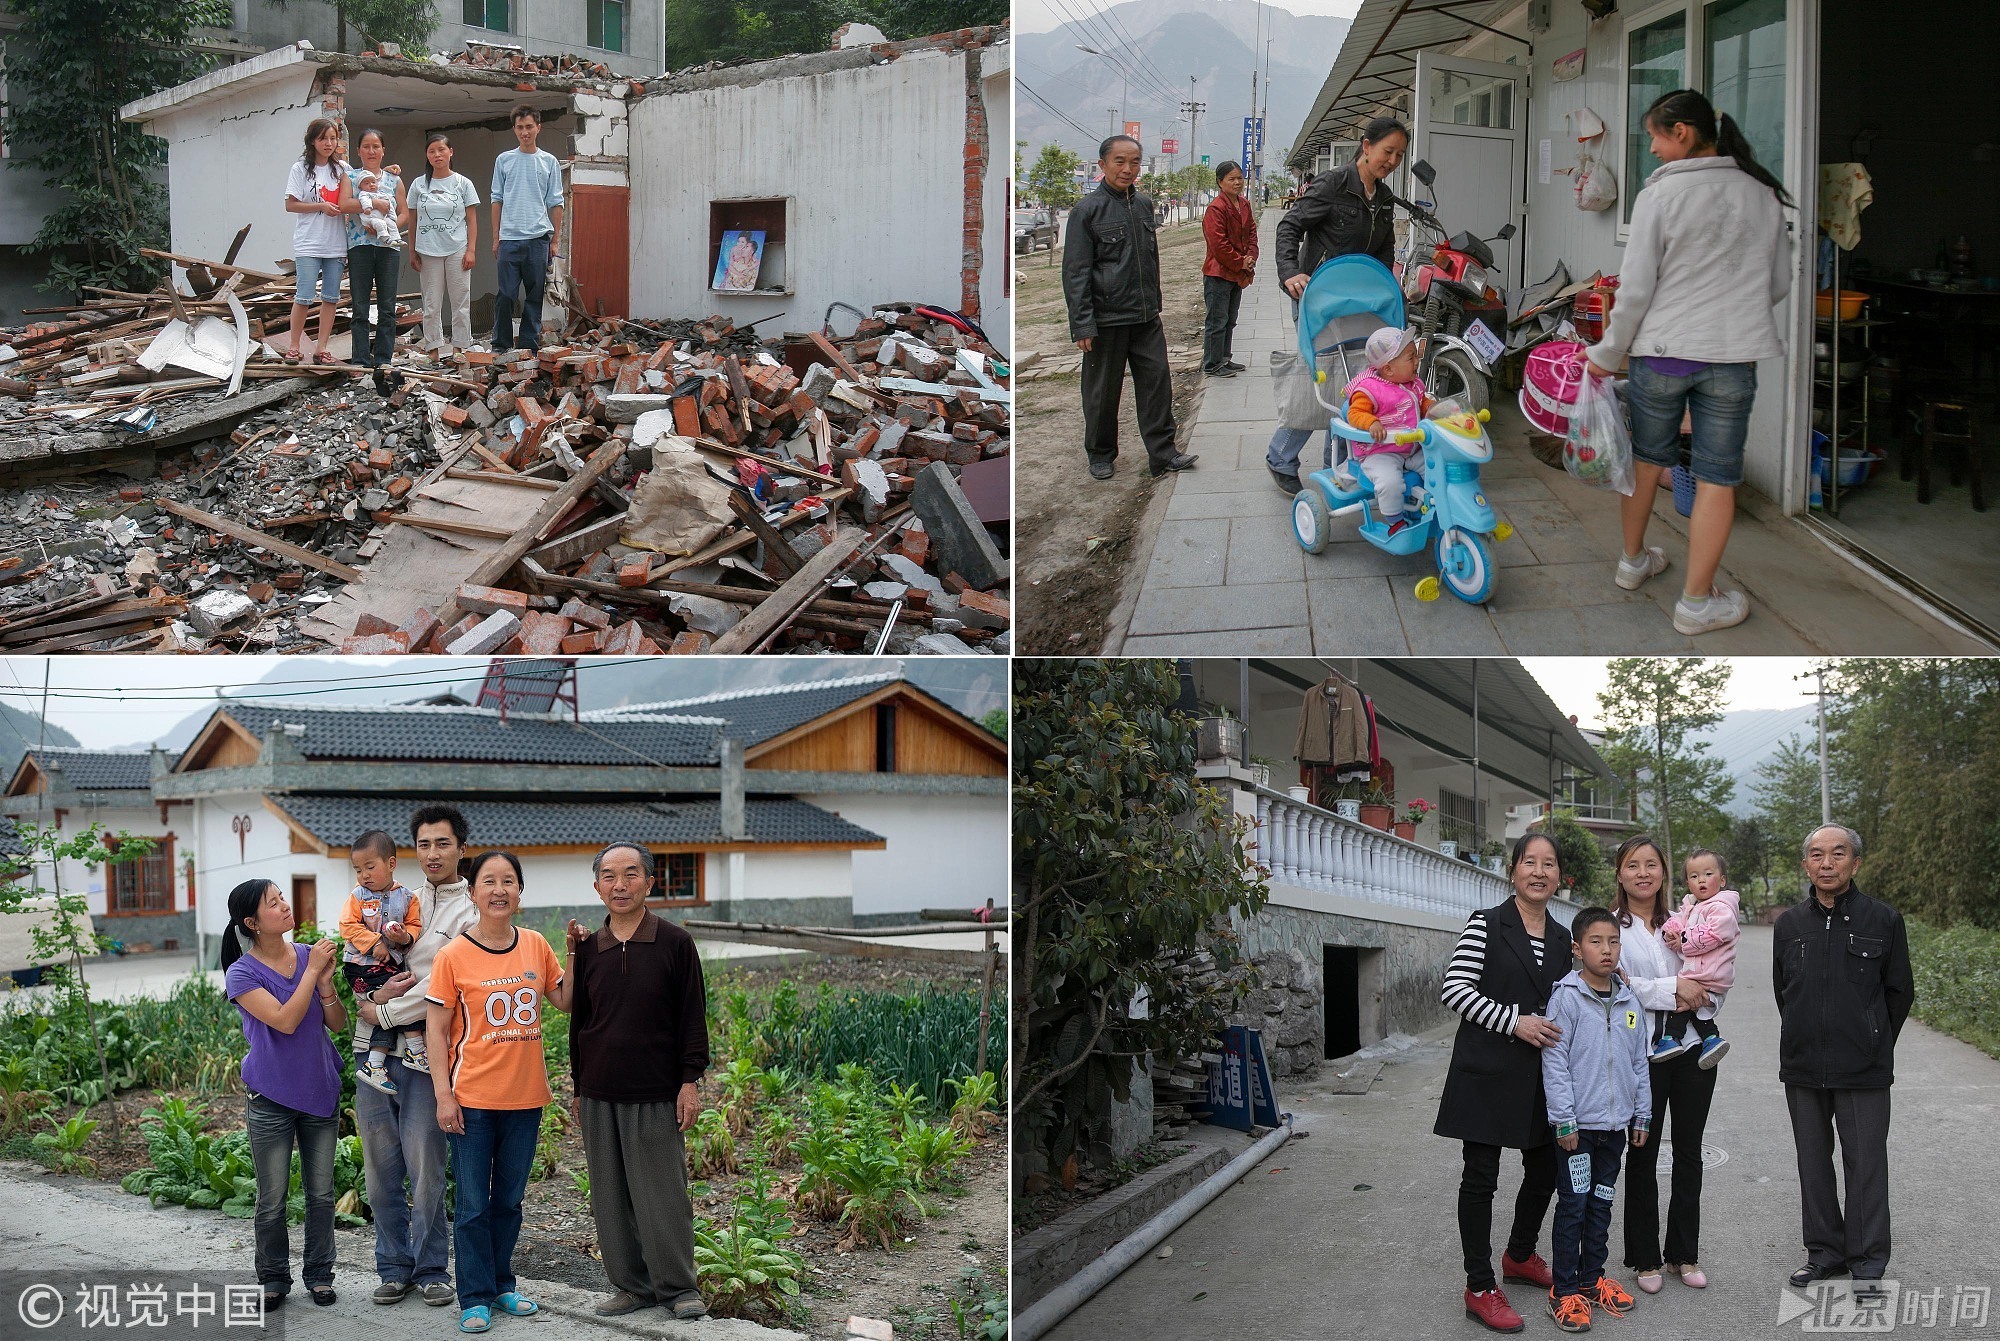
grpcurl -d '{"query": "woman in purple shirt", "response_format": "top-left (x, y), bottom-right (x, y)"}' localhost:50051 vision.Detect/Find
top-left (220, 878), bottom-right (348, 1310)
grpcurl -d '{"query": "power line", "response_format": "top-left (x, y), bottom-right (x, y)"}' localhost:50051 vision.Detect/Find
top-left (1018, 77), bottom-right (1103, 145)
top-left (1082, 0), bottom-right (1187, 119)
top-left (1048, 0), bottom-right (1185, 111)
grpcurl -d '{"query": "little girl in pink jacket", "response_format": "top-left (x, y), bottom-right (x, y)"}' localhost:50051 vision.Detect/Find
top-left (1654, 849), bottom-right (1739, 1068)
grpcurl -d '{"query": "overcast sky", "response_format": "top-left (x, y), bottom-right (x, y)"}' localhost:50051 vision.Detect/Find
top-left (1014, 0), bottom-right (1363, 36)
top-left (1520, 658), bottom-right (1828, 730)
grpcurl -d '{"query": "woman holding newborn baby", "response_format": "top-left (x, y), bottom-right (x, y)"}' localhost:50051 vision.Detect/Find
top-left (337, 128), bottom-right (408, 370)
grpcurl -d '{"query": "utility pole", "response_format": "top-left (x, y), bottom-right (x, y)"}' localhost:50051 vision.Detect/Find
top-left (1108, 107), bottom-right (1120, 137)
top-left (1815, 665), bottom-right (1831, 825)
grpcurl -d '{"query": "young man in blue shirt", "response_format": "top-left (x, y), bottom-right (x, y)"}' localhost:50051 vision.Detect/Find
top-left (490, 105), bottom-right (565, 354)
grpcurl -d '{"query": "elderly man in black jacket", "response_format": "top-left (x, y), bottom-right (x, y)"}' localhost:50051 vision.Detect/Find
top-left (1773, 824), bottom-right (1913, 1294)
top-left (1062, 135), bottom-right (1197, 481)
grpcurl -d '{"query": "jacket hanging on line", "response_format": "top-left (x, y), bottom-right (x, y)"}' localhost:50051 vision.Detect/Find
top-left (1294, 677), bottom-right (1373, 775)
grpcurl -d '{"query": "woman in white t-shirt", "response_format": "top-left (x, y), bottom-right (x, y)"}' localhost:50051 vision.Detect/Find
top-left (284, 118), bottom-right (351, 366)
top-left (403, 133), bottom-right (482, 358)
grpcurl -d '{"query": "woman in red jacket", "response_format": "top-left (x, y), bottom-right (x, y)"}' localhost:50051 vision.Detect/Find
top-left (1201, 161), bottom-right (1257, 378)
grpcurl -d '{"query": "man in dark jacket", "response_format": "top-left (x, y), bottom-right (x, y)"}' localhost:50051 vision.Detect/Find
top-left (1062, 135), bottom-right (1197, 481)
top-left (565, 843), bottom-right (712, 1320)
top-left (1773, 825), bottom-right (1913, 1293)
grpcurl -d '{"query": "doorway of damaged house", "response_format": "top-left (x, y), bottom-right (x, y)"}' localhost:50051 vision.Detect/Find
top-left (1289, 0), bottom-right (1999, 646)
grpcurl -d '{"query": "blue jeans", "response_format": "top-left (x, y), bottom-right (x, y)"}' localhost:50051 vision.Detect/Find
top-left (1267, 425), bottom-right (1337, 477)
top-left (245, 1092), bottom-right (339, 1294)
top-left (494, 237), bottom-right (551, 353)
top-left (1626, 358), bottom-right (1757, 487)
top-left (356, 1055), bottom-right (451, 1287)
top-left (347, 245), bottom-right (401, 367)
top-left (1551, 1130), bottom-right (1627, 1298)
top-left (293, 255), bottom-right (344, 306)
top-left (448, 1106), bottom-right (541, 1309)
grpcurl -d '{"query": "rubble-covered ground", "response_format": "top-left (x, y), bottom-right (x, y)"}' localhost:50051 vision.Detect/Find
top-left (0, 303), bottom-right (1010, 655)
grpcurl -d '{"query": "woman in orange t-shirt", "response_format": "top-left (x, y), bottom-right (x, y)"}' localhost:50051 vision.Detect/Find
top-left (425, 851), bottom-right (570, 1333)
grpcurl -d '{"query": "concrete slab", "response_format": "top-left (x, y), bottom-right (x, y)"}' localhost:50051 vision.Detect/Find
top-left (1127, 580), bottom-right (1308, 637)
top-left (1225, 521), bottom-right (1307, 586)
top-left (1305, 577), bottom-right (1411, 654)
top-left (1146, 518), bottom-right (1230, 589)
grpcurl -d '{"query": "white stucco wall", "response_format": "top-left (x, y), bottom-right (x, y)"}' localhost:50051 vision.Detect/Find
top-left (6, 802), bottom-right (182, 915)
top-left (801, 793), bottom-right (1004, 917)
top-left (626, 46), bottom-right (974, 328)
top-left (979, 42), bottom-right (1010, 348)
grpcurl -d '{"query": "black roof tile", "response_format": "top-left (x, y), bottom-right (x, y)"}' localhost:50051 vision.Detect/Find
top-left (22, 748), bottom-right (154, 791)
top-left (215, 703), bottom-right (722, 768)
top-left (273, 795), bottom-right (882, 849)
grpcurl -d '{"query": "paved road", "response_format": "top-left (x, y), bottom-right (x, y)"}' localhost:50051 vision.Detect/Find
top-left (1047, 926), bottom-right (2000, 1339)
top-left (0, 1162), bottom-right (798, 1340)
top-left (1111, 213), bottom-right (1982, 654)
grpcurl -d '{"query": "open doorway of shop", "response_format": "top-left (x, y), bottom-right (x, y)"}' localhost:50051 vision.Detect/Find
top-left (1808, 0), bottom-right (2000, 639)
top-left (1322, 945), bottom-right (1385, 1059)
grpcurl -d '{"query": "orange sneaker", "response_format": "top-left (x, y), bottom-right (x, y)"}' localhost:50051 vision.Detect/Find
top-left (1547, 1291), bottom-right (1593, 1333)
top-left (1592, 1276), bottom-right (1636, 1316)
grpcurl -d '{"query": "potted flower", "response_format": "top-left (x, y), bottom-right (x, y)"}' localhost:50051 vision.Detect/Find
top-left (1321, 778), bottom-right (1364, 822)
top-left (1481, 839), bottom-right (1508, 873)
top-left (1395, 797), bottom-right (1432, 841)
top-left (1359, 784), bottom-right (1393, 831)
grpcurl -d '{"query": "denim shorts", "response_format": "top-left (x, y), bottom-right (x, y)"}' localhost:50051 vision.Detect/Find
top-left (1626, 358), bottom-right (1757, 487)
top-left (294, 254), bottom-right (345, 305)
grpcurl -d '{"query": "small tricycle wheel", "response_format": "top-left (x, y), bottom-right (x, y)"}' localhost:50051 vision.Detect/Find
top-left (1293, 490), bottom-right (1332, 555)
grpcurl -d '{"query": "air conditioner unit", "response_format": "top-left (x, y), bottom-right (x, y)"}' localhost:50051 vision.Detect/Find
top-left (1527, 0), bottom-right (1552, 34)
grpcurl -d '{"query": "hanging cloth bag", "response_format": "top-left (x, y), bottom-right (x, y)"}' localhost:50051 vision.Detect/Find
top-left (1569, 107), bottom-right (1618, 212)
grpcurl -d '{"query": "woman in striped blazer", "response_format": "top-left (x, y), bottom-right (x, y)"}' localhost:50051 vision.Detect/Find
top-left (1434, 832), bottom-right (1574, 1333)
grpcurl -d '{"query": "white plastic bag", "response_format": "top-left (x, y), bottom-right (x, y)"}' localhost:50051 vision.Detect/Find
top-left (1574, 146), bottom-right (1618, 211)
top-left (1269, 350), bottom-right (1332, 430)
top-left (1563, 372), bottom-right (1635, 495)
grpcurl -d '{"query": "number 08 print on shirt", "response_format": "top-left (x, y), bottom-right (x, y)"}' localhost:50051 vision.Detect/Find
top-left (424, 928), bottom-right (565, 1110)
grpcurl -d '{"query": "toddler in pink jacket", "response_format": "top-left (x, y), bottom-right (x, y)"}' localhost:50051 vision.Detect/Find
top-left (1653, 848), bottom-right (1739, 1069)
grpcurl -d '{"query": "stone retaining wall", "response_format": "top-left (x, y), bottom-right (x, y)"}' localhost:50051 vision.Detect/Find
top-left (1013, 1142), bottom-right (1229, 1310)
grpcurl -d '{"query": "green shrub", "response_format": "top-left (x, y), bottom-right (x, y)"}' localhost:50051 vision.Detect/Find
top-left (1907, 918), bottom-right (2000, 1059)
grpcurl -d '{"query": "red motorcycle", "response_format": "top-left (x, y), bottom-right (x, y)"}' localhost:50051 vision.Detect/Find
top-left (1397, 160), bottom-right (1516, 413)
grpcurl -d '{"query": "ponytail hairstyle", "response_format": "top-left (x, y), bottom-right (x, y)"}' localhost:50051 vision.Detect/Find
top-left (1356, 116), bottom-right (1410, 161)
top-left (423, 132), bottom-right (452, 184)
top-left (218, 879), bottom-right (281, 971)
top-left (1644, 89), bottom-right (1792, 206)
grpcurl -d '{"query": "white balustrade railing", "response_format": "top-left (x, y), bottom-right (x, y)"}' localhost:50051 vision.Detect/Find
top-left (1242, 785), bottom-right (1517, 921)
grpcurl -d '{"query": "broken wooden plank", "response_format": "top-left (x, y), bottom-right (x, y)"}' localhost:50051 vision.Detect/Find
top-left (445, 468), bottom-right (559, 490)
top-left (709, 527), bottom-right (866, 654)
top-left (156, 498), bottom-right (365, 582)
top-left (523, 512), bottom-right (624, 570)
top-left (690, 437), bottom-right (839, 487)
top-left (139, 249), bottom-right (288, 285)
top-left (431, 439), bottom-right (625, 631)
top-left (727, 490), bottom-right (803, 576)
top-left (388, 514), bottom-right (519, 542)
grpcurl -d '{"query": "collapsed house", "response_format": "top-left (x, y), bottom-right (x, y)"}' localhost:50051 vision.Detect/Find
top-left (0, 26), bottom-right (1010, 654)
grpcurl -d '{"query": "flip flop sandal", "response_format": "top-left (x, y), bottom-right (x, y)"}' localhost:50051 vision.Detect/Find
top-left (314, 351), bottom-right (337, 366)
top-left (459, 1306), bottom-right (493, 1333)
top-left (493, 1293), bottom-right (539, 1317)
top-left (282, 348), bottom-right (302, 364)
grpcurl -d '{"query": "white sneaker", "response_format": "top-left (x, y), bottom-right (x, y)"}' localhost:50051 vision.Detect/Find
top-left (401, 1038), bottom-right (430, 1075)
top-left (357, 1058), bottom-right (398, 1095)
top-left (1673, 587), bottom-right (1749, 635)
top-left (1616, 546), bottom-right (1670, 590)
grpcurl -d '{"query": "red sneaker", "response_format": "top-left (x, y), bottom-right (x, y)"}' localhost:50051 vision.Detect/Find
top-left (1463, 1288), bottom-right (1525, 1334)
top-left (1501, 1250), bottom-right (1553, 1289)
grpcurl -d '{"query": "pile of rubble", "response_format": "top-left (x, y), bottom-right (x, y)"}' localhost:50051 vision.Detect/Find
top-left (0, 247), bottom-right (1010, 655)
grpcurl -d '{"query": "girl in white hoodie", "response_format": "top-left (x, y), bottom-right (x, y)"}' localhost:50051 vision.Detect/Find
top-left (1583, 89), bottom-right (1793, 637)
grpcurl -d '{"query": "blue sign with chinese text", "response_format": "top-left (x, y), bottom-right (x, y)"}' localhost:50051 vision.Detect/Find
top-left (1203, 1025), bottom-right (1282, 1131)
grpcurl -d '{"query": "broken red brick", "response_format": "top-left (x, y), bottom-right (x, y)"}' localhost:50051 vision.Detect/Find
top-left (368, 447), bottom-right (396, 470)
top-left (246, 582), bottom-right (276, 603)
top-left (340, 631), bottom-right (411, 654)
top-left (515, 610), bottom-right (569, 656)
top-left (354, 612), bottom-right (400, 636)
top-left (557, 598), bottom-right (612, 629)
top-left (560, 628), bottom-right (607, 654)
top-left (617, 555), bottom-right (653, 587)
top-left (399, 607), bottom-right (441, 651)
top-left (440, 404), bottom-right (470, 429)
top-left (669, 631), bottom-right (713, 654)
top-left (457, 584), bottom-right (529, 616)
top-left (386, 476), bottom-right (413, 498)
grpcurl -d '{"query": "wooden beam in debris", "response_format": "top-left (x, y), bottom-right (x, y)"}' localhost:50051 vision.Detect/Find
top-left (431, 438), bottom-right (625, 630)
top-left (138, 249), bottom-right (288, 285)
top-left (157, 498), bottom-right (366, 582)
top-left (679, 919), bottom-right (986, 965)
top-left (708, 527), bottom-right (866, 654)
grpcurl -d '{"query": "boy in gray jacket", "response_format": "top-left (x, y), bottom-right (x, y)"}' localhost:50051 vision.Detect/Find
top-left (1541, 906), bottom-right (1653, 1332)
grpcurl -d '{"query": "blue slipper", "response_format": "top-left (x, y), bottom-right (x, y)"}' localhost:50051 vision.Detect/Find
top-left (494, 1293), bottom-right (539, 1317)
top-left (459, 1306), bottom-right (492, 1332)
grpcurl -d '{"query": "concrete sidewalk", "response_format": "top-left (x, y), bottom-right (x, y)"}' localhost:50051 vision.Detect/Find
top-left (1111, 212), bottom-right (1985, 654)
top-left (0, 1163), bottom-right (798, 1340)
top-left (1045, 925), bottom-right (2000, 1340)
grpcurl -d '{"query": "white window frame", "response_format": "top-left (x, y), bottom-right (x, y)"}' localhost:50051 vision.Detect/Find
top-left (1617, 0), bottom-right (1789, 241)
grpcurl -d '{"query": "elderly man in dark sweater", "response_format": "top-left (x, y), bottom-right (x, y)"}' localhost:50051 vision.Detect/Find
top-left (564, 843), bottom-right (711, 1320)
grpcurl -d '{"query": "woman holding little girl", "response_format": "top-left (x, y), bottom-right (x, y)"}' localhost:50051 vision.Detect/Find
top-left (1609, 835), bottom-right (1741, 1297)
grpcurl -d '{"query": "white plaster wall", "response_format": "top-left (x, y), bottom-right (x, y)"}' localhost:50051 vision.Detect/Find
top-left (190, 795), bottom-right (319, 939)
top-left (803, 793), bottom-right (1004, 917)
top-left (732, 849), bottom-right (851, 909)
top-left (979, 45), bottom-right (1011, 349)
top-left (6, 803), bottom-right (176, 912)
top-left (150, 70), bottom-right (325, 275)
top-left (626, 48), bottom-right (970, 326)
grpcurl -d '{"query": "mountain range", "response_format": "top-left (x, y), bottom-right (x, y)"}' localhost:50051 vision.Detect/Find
top-left (1017, 0), bottom-right (1348, 170)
